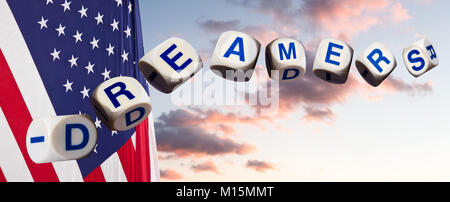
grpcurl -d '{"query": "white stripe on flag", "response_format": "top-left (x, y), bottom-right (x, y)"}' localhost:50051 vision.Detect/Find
top-left (100, 152), bottom-right (127, 182)
top-left (131, 132), bottom-right (136, 150)
top-left (0, 1), bottom-right (83, 182)
top-left (0, 107), bottom-right (33, 182)
top-left (148, 114), bottom-right (160, 181)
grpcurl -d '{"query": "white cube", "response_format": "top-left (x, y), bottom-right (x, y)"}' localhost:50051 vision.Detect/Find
top-left (402, 38), bottom-right (439, 77)
top-left (26, 114), bottom-right (97, 164)
top-left (210, 31), bottom-right (261, 82)
top-left (355, 42), bottom-right (397, 87)
top-left (138, 37), bottom-right (203, 94)
top-left (90, 76), bottom-right (152, 131)
top-left (313, 38), bottom-right (354, 84)
top-left (265, 37), bottom-right (306, 81)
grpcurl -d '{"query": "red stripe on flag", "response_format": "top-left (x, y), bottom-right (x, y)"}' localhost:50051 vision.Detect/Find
top-left (0, 50), bottom-right (59, 182)
top-left (117, 118), bottom-right (151, 182)
top-left (0, 167), bottom-right (6, 182)
top-left (83, 166), bottom-right (106, 182)
top-left (117, 139), bottom-right (136, 182)
top-left (135, 118), bottom-right (151, 181)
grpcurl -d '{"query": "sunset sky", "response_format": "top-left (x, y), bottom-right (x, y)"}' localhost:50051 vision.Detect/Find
top-left (139, 0), bottom-right (450, 181)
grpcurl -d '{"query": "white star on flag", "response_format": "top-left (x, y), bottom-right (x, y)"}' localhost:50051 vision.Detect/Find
top-left (62, 79), bottom-right (73, 93)
top-left (110, 18), bottom-right (119, 31)
top-left (89, 36), bottom-right (100, 49)
top-left (93, 144), bottom-right (99, 154)
top-left (84, 61), bottom-right (95, 74)
top-left (101, 68), bottom-right (111, 80)
top-left (68, 54), bottom-right (78, 67)
top-left (73, 30), bottom-right (83, 43)
top-left (61, 0), bottom-right (71, 12)
top-left (111, 130), bottom-right (118, 136)
top-left (128, 2), bottom-right (132, 13)
top-left (115, 0), bottom-right (123, 7)
top-left (78, 5), bottom-right (88, 19)
top-left (94, 12), bottom-right (104, 25)
top-left (80, 86), bottom-right (90, 99)
top-left (55, 23), bottom-right (66, 36)
top-left (50, 48), bottom-right (61, 61)
top-left (106, 43), bottom-right (115, 56)
top-left (121, 50), bottom-right (128, 62)
top-left (37, 16), bottom-right (48, 30)
top-left (124, 26), bottom-right (131, 38)
top-left (95, 117), bottom-right (102, 128)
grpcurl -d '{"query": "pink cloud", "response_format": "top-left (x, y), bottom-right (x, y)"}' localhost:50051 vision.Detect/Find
top-left (156, 124), bottom-right (255, 158)
top-left (380, 77), bottom-right (433, 95)
top-left (155, 109), bottom-right (257, 158)
top-left (390, 2), bottom-right (413, 23)
top-left (191, 161), bottom-right (221, 174)
top-left (160, 169), bottom-right (183, 180)
top-left (225, 0), bottom-right (415, 41)
top-left (242, 25), bottom-right (280, 46)
top-left (302, 106), bottom-right (336, 124)
top-left (196, 18), bottom-right (281, 46)
top-left (302, 0), bottom-right (390, 40)
top-left (246, 160), bottom-right (275, 172)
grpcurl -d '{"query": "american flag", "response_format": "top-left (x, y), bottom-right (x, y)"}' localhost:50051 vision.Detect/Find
top-left (0, 0), bottom-right (159, 182)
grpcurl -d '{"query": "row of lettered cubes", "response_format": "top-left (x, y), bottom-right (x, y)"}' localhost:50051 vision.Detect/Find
top-left (139, 31), bottom-right (439, 94)
top-left (27, 30), bottom-right (439, 164)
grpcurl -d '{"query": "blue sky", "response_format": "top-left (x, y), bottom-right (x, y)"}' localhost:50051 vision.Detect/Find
top-left (138, 0), bottom-right (450, 181)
